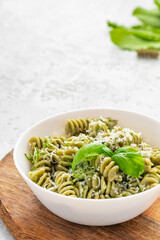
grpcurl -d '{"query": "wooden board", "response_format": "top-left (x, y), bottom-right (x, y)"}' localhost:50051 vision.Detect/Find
top-left (0, 151), bottom-right (160, 240)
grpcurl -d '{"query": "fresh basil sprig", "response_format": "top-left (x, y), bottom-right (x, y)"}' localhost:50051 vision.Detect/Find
top-left (112, 146), bottom-right (144, 178)
top-left (155, 0), bottom-right (160, 8)
top-left (108, 0), bottom-right (160, 51)
top-left (133, 7), bottom-right (160, 28)
top-left (72, 143), bottom-right (113, 171)
top-left (72, 143), bottom-right (144, 178)
top-left (108, 25), bottom-right (160, 51)
top-left (108, 21), bottom-right (160, 41)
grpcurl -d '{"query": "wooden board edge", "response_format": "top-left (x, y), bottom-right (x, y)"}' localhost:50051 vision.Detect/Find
top-left (0, 199), bottom-right (42, 240)
top-left (0, 199), bottom-right (22, 240)
top-left (0, 151), bottom-right (45, 240)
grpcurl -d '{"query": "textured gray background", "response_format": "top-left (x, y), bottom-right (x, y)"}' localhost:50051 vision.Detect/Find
top-left (0, 0), bottom-right (159, 239)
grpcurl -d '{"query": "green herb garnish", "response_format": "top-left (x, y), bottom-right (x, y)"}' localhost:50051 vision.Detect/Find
top-left (133, 7), bottom-right (160, 28)
top-left (108, 0), bottom-right (160, 52)
top-left (33, 147), bottom-right (39, 164)
top-left (155, 0), bottom-right (160, 8)
top-left (24, 148), bottom-right (45, 166)
top-left (72, 143), bottom-right (144, 178)
top-left (112, 146), bottom-right (144, 178)
top-left (24, 153), bottom-right (33, 162)
top-left (71, 161), bottom-right (96, 181)
top-left (108, 21), bottom-right (160, 41)
top-left (108, 25), bottom-right (160, 51)
top-left (43, 142), bottom-right (54, 148)
top-left (72, 143), bottom-right (113, 171)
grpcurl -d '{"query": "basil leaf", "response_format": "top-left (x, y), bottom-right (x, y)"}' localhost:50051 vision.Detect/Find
top-left (114, 146), bottom-right (138, 154)
top-left (72, 143), bottom-right (113, 170)
top-left (133, 7), bottom-right (160, 28)
top-left (155, 0), bottom-right (160, 8)
top-left (108, 21), bottom-right (160, 41)
top-left (110, 27), bottom-right (160, 50)
top-left (102, 145), bottom-right (114, 157)
top-left (112, 148), bottom-right (144, 178)
top-left (107, 21), bottom-right (121, 28)
top-left (126, 28), bottom-right (160, 41)
top-left (132, 24), bottom-right (160, 34)
top-left (72, 143), bottom-right (144, 178)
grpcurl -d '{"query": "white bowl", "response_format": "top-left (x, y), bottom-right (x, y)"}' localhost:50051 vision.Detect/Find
top-left (14, 108), bottom-right (160, 226)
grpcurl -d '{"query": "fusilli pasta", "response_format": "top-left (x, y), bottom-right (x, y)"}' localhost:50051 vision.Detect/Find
top-left (25, 117), bottom-right (160, 199)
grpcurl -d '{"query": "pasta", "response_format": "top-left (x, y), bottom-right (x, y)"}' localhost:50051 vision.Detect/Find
top-left (25, 117), bottom-right (160, 199)
top-left (54, 171), bottom-right (77, 197)
top-left (65, 119), bottom-right (90, 136)
top-left (95, 155), bottom-right (122, 181)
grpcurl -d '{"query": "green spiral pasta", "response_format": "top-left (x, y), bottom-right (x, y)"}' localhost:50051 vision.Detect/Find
top-left (116, 191), bottom-right (132, 198)
top-left (29, 136), bottom-right (65, 153)
top-left (82, 185), bottom-right (95, 199)
top-left (80, 185), bottom-right (106, 199)
top-left (87, 121), bottom-right (108, 137)
top-left (29, 169), bottom-right (53, 189)
top-left (95, 155), bottom-right (122, 181)
top-left (65, 117), bottom-right (118, 137)
top-left (141, 172), bottom-right (160, 190)
top-left (26, 117), bottom-right (160, 199)
top-left (74, 182), bottom-right (84, 198)
top-left (87, 117), bottom-right (118, 137)
top-left (65, 119), bottom-right (90, 136)
top-left (64, 135), bottom-right (91, 148)
top-left (150, 147), bottom-right (160, 165)
top-left (54, 147), bottom-right (78, 172)
top-left (28, 147), bottom-right (55, 189)
top-left (85, 173), bottom-right (100, 190)
top-left (143, 157), bottom-right (154, 173)
top-left (29, 163), bottom-right (53, 189)
top-left (54, 171), bottom-right (77, 197)
top-left (126, 177), bottom-right (141, 194)
top-left (100, 117), bottom-right (118, 129)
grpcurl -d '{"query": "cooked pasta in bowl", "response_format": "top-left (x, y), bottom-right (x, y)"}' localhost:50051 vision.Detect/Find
top-left (14, 108), bottom-right (160, 225)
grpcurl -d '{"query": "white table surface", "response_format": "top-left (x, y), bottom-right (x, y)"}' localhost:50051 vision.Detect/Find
top-left (0, 0), bottom-right (159, 239)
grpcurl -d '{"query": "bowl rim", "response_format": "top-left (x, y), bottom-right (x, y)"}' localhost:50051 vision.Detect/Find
top-left (14, 107), bottom-right (160, 202)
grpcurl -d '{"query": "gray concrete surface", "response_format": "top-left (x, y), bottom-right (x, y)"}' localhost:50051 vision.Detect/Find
top-left (0, 0), bottom-right (158, 239)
